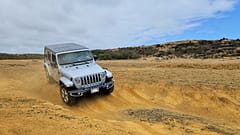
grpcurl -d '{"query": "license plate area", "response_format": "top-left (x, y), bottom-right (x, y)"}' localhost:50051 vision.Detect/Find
top-left (91, 87), bottom-right (99, 94)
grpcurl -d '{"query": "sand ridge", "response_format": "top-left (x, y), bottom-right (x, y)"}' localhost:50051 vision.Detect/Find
top-left (0, 59), bottom-right (240, 135)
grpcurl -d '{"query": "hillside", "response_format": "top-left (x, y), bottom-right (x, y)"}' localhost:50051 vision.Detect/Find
top-left (1, 38), bottom-right (240, 60)
top-left (0, 53), bottom-right (43, 60)
top-left (93, 38), bottom-right (240, 60)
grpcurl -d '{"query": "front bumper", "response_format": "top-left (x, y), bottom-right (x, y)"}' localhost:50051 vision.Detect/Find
top-left (68, 80), bottom-right (114, 97)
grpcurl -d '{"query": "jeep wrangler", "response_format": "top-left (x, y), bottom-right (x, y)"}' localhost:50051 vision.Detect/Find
top-left (44, 43), bottom-right (114, 105)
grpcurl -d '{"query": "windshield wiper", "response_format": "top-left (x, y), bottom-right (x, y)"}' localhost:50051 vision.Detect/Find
top-left (60, 62), bottom-right (74, 66)
top-left (60, 59), bottom-right (92, 66)
top-left (72, 59), bottom-right (92, 66)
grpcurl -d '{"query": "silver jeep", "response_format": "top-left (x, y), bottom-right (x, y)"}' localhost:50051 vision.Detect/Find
top-left (44, 43), bottom-right (114, 105)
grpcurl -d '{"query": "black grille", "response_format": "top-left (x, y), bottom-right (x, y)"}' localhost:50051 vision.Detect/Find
top-left (80, 73), bottom-right (104, 86)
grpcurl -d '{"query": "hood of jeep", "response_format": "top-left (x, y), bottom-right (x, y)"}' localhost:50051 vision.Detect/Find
top-left (59, 63), bottom-right (104, 79)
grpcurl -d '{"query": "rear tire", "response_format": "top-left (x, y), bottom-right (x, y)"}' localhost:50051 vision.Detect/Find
top-left (60, 85), bottom-right (77, 105)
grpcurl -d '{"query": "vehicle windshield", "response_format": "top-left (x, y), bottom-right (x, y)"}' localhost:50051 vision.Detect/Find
top-left (58, 51), bottom-right (93, 65)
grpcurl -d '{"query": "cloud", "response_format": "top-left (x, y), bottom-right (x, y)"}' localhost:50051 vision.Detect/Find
top-left (0, 0), bottom-right (237, 53)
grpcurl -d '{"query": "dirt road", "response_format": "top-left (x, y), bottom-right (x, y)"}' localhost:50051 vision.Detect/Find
top-left (0, 59), bottom-right (240, 135)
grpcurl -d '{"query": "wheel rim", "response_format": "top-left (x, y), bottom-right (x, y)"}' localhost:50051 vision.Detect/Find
top-left (61, 87), bottom-right (69, 103)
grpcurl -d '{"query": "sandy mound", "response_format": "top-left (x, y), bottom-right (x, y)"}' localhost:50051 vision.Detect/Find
top-left (0, 59), bottom-right (240, 135)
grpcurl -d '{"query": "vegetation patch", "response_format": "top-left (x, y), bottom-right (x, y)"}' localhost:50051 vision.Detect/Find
top-left (1, 38), bottom-right (240, 60)
top-left (0, 53), bottom-right (43, 60)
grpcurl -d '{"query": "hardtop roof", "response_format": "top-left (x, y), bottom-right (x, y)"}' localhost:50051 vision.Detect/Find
top-left (45, 43), bottom-right (88, 53)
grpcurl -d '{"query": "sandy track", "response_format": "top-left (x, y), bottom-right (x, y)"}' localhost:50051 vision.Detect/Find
top-left (0, 59), bottom-right (240, 135)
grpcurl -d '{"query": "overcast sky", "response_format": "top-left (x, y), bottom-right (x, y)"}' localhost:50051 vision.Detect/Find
top-left (0, 0), bottom-right (239, 53)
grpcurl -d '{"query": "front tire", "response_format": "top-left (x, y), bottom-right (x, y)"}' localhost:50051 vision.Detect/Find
top-left (103, 86), bottom-right (114, 95)
top-left (60, 85), bottom-right (77, 105)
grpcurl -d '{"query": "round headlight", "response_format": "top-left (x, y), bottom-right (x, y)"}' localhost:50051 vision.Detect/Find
top-left (74, 77), bottom-right (81, 84)
top-left (100, 72), bottom-right (106, 82)
top-left (100, 72), bottom-right (105, 78)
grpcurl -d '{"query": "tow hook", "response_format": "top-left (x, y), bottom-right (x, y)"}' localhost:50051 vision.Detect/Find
top-left (78, 92), bottom-right (83, 96)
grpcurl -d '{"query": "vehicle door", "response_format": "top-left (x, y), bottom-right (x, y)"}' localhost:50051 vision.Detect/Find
top-left (45, 50), bottom-right (52, 76)
top-left (50, 54), bottom-right (59, 81)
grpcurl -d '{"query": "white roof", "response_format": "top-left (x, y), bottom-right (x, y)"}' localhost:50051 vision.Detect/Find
top-left (45, 43), bottom-right (88, 53)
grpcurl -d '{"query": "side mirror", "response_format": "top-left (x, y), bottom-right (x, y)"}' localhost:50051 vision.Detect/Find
top-left (93, 55), bottom-right (98, 61)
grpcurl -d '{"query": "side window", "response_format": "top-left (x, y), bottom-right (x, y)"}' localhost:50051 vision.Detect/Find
top-left (51, 54), bottom-right (57, 67)
top-left (52, 54), bottom-right (56, 63)
top-left (47, 51), bottom-right (51, 61)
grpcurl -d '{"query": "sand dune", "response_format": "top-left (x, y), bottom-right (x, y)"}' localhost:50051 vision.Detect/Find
top-left (0, 59), bottom-right (240, 135)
